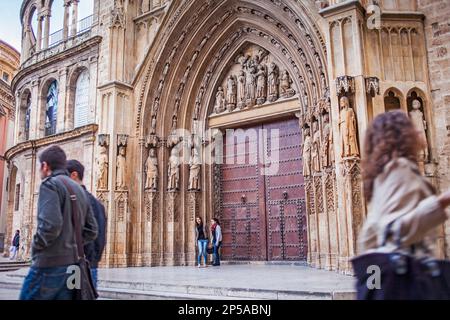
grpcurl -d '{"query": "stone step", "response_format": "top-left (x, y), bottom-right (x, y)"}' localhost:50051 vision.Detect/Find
top-left (97, 279), bottom-right (342, 300)
top-left (99, 287), bottom-right (254, 300)
top-left (0, 262), bottom-right (31, 273)
top-left (0, 270), bottom-right (356, 300)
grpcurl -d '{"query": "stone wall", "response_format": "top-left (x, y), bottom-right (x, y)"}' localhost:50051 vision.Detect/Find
top-left (418, 0), bottom-right (450, 257)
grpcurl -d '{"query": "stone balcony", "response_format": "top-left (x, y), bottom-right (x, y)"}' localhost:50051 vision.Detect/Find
top-left (21, 15), bottom-right (95, 70)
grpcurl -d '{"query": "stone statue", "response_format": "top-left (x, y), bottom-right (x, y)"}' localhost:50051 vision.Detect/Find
top-left (116, 146), bottom-right (126, 190)
top-left (97, 145), bottom-right (109, 190)
top-left (268, 62), bottom-right (279, 102)
top-left (168, 146), bottom-right (180, 191)
top-left (151, 115), bottom-right (157, 134)
top-left (409, 99), bottom-right (429, 162)
top-left (188, 147), bottom-right (201, 191)
top-left (237, 70), bottom-right (246, 109)
top-left (312, 121), bottom-right (321, 173)
top-left (339, 96), bottom-right (359, 158)
top-left (280, 70), bottom-right (295, 98)
top-left (256, 65), bottom-right (267, 105)
top-left (226, 75), bottom-right (237, 111)
top-left (245, 64), bottom-right (256, 106)
top-left (145, 148), bottom-right (158, 191)
top-left (214, 86), bottom-right (225, 114)
top-left (302, 128), bottom-right (312, 177)
top-left (321, 113), bottom-right (334, 168)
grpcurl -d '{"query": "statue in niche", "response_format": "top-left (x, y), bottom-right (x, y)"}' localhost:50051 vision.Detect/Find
top-left (280, 70), bottom-right (295, 98)
top-left (116, 146), bottom-right (127, 190)
top-left (97, 145), bottom-right (109, 190)
top-left (312, 121), bottom-right (321, 173)
top-left (214, 87), bottom-right (225, 114)
top-left (151, 115), bottom-right (157, 134)
top-left (256, 65), bottom-right (267, 105)
top-left (188, 147), bottom-right (201, 191)
top-left (237, 70), bottom-right (246, 109)
top-left (268, 62), bottom-right (279, 102)
top-left (167, 145), bottom-right (180, 191)
top-left (245, 63), bottom-right (257, 106)
top-left (226, 75), bottom-right (237, 111)
top-left (321, 113), bottom-right (334, 168)
top-left (302, 127), bottom-right (312, 177)
top-left (339, 96), bottom-right (359, 158)
top-left (409, 99), bottom-right (429, 162)
top-left (145, 148), bottom-right (158, 191)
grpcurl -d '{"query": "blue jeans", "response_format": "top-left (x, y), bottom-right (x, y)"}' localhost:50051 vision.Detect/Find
top-left (91, 268), bottom-right (98, 290)
top-left (197, 240), bottom-right (208, 265)
top-left (20, 266), bottom-right (74, 300)
top-left (213, 242), bottom-right (221, 265)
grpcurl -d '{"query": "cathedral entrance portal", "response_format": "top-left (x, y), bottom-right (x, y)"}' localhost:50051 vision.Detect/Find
top-left (219, 118), bottom-right (307, 261)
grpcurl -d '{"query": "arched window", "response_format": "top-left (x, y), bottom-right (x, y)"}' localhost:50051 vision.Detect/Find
top-left (45, 80), bottom-right (58, 136)
top-left (74, 70), bottom-right (90, 128)
top-left (25, 95), bottom-right (32, 140)
top-left (384, 90), bottom-right (401, 112)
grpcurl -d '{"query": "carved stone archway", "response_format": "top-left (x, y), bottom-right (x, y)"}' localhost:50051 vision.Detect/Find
top-left (132, 0), bottom-right (336, 268)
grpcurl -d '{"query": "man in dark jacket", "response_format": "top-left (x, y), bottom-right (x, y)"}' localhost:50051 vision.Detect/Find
top-left (19, 146), bottom-right (98, 300)
top-left (67, 159), bottom-right (107, 289)
top-left (9, 230), bottom-right (20, 261)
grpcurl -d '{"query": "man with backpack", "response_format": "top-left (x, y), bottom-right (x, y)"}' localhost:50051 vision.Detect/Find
top-left (19, 146), bottom-right (98, 300)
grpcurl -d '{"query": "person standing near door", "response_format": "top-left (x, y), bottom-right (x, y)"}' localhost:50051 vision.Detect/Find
top-left (195, 217), bottom-right (208, 268)
top-left (9, 230), bottom-right (20, 261)
top-left (210, 218), bottom-right (222, 266)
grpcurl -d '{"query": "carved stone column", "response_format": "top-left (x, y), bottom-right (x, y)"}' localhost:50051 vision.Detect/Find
top-left (96, 134), bottom-right (110, 268)
top-left (71, 0), bottom-right (79, 37)
top-left (111, 134), bottom-right (129, 267)
top-left (62, 0), bottom-right (70, 40)
top-left (42, 13), bottom-right (50, 49)
top-left (342, 157), bottom-right (365, 263)
top-left (36, 14), bottom-right (43, 52)
top-left (143, 134), bottom-right (160, 266)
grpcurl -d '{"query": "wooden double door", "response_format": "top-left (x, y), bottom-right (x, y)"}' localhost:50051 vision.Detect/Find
top-left (219, 118), bottom-right (307, 261)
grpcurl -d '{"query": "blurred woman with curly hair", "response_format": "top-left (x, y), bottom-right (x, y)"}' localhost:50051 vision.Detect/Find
top-left (359, 111), bottom-right (450, 256)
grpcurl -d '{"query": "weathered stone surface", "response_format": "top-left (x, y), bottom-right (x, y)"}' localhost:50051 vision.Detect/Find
top-left (2, 0), bottom-right (450, 274)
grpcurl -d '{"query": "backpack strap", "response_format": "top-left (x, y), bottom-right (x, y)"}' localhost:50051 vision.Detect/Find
top-left (58, 177), bottom-right (84, 261)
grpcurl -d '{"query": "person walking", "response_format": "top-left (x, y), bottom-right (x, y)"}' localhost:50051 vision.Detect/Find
top-left (355, 111), bottom-right (450, 299)
top-left (195, 217), bottom-right (208, 268)
top-left (9, 230), bottom-right (20, 261)
top-left (67, 160), bottom-right (107, 289)
top-left (210, 218), bottom-right (222, 266)
top-left (19, 146), bottom-right (98, 300)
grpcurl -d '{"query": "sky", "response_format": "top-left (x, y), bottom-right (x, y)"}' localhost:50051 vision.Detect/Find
top-left (0, 0), bottom-right (94, 53)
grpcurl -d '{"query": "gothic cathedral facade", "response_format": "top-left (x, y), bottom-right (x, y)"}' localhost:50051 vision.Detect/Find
top-left (3, 0), bottom-right (450, 273)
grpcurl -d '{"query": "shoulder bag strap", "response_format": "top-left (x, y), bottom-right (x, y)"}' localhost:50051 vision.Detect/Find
top-left (58, 177), bottom-right (84, 260)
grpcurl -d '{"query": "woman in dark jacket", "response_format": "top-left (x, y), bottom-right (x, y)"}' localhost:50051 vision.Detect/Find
top-left (195, 217), bottom-right (208, 268)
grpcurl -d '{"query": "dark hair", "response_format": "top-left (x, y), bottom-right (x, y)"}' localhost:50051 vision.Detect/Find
top-left (213, 218), bottom-right (220, 225)
top-left (16, 230), bottom-right (20, 234)
top-left (67, 159), bottom-right (85, 181)
top-left (39, 145), bottom-right (67, 171)
top-left (362, 111), bottom-right (421, 202)
top-left (196, 216), bottom-right (203, 226)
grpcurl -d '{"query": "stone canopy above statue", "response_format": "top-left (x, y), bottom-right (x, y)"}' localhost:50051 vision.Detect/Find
top-left (210, 45), bottom-right (296, 117)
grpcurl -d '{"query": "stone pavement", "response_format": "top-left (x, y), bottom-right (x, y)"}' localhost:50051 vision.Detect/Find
top-left (0, 263), bottom-right (356, 300)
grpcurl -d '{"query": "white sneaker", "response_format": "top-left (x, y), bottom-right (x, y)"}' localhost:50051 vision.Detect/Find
top-left (198, 264), bottom-right (201, 268)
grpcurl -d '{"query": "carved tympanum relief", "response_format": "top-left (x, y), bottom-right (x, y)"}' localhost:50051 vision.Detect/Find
top-left (211, 45), bottom-right (296, 116)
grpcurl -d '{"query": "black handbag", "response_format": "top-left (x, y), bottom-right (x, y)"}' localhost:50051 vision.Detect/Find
top-left (351, 220), bottom-right (450, 300)
top-left (60, 178), bottom-right (99, 300)
top-left (207, 244), bottom-right (214, 255)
